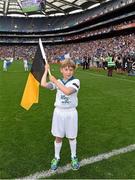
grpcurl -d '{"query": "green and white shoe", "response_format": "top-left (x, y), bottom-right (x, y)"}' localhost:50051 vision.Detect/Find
top-left (51, 158), bottom-right (60, 170)
top-left (71, 157), bottom-right (80, 170)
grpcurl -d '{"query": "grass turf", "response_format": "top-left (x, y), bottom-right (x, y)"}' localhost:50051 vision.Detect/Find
top-left (0, 61), bottom-right (135, 178)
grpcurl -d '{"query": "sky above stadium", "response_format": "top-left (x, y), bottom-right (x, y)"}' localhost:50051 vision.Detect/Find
top-left (0, 0), bottom-right (111, 17)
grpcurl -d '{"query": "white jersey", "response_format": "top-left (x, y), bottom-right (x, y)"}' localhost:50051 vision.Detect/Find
top-left (10, 58), bottom-right (13, 63)
top-left (3, 60), bottom-right (7, 71)
top-left (51, 77), bottom-right (80, 109)
top-left (23, 60), bottom-right (28, 67)
top-left (23, 59), bottom-right (28, 71)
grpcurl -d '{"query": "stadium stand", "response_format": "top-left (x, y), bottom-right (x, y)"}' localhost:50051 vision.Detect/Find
top-left (0, 0), bottom-right (135, 73)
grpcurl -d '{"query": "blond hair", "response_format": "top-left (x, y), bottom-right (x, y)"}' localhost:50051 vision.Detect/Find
top-left (60, 59), bottom-right (76, 69)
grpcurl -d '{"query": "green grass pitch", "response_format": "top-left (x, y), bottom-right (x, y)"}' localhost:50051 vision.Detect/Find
top-left (0, 60), bottom-right (135, 178)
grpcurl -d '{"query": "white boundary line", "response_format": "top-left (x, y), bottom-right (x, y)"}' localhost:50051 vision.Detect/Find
top-left (18, 144), bottom-right (135, 179)
top-left (84, 71), bottom-right (135, 83)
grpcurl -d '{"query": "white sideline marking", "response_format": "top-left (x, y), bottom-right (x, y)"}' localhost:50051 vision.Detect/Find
top-left (88, 72), bottom-right (135, 83)
top-left (79, 69), bottom-right (135, 83)
top-left (18, 144), bottom-right (135, 179)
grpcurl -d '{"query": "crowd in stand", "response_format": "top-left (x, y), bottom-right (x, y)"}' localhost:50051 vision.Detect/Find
top-left (0, 33), bottom-right (135, 73)
top-left (47, 33), bottom-right (135, 65)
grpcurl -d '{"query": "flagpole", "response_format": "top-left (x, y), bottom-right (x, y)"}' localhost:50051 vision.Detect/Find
top-left (39, 38), bottom-right (51, 76)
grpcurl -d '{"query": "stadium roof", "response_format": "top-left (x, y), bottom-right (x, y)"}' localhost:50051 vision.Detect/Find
top-left (0, 0), bottom-right (111, 17)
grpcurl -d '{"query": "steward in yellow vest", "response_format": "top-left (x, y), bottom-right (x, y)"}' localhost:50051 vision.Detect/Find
top-left (106, 55), bottom-right (115, 76)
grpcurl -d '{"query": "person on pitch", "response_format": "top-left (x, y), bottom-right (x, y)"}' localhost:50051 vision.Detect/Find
top-left (41, 59), bottom-right (80, 171)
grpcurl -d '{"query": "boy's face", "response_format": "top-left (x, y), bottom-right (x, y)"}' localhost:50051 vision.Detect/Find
top-left (60, 66), bottom-right (75, 80)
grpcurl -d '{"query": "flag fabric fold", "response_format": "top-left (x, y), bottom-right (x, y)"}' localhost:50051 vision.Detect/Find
top-left (20, 42), bottom-right (45, 110)
top-left (20, 73), bottom-right (39, 110)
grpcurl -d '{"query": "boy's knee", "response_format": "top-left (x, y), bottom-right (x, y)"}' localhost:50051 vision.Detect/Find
top-left (55, 137), bottom-right (63, 143)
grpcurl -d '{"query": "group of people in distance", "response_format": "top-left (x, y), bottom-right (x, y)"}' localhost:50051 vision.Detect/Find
top-left (2, 58), bottom-right (29, 72)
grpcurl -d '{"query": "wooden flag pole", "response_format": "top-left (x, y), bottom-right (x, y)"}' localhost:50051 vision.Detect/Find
top-left (39, 38), bottom-right (51, 76)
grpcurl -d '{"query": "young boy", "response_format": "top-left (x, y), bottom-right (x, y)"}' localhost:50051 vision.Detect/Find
top-left (41, 59), bottom-right (80, 171)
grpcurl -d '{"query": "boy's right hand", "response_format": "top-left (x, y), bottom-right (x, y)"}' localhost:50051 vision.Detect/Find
top-left (45, 64), bottom-right (50, 71)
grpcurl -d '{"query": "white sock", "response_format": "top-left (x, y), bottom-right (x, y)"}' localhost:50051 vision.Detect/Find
top-left (54, 141), bottom-right (62, 160)
top-left (69, 139), bottom-right (77, 159)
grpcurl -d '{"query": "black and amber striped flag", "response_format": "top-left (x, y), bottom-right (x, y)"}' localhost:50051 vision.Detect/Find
top-left (20, 41), bottom-right (45, 110)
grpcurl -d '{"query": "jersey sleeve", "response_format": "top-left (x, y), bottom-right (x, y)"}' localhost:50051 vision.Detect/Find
top-left (46, 82), bottom-right (56, 90)
top-left (46, 79), bottom-right (61, 90)
top-left (69, 79), bottom-right (80, 92)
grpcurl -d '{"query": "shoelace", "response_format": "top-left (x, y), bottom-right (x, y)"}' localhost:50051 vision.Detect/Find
top-left (51, 159), bottom-right (58, 165)
top-left (72, 158), bottom-right (78, 165)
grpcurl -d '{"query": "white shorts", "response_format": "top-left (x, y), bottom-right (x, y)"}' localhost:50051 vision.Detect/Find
top-left (51, 107), bottom-right (78, 139)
